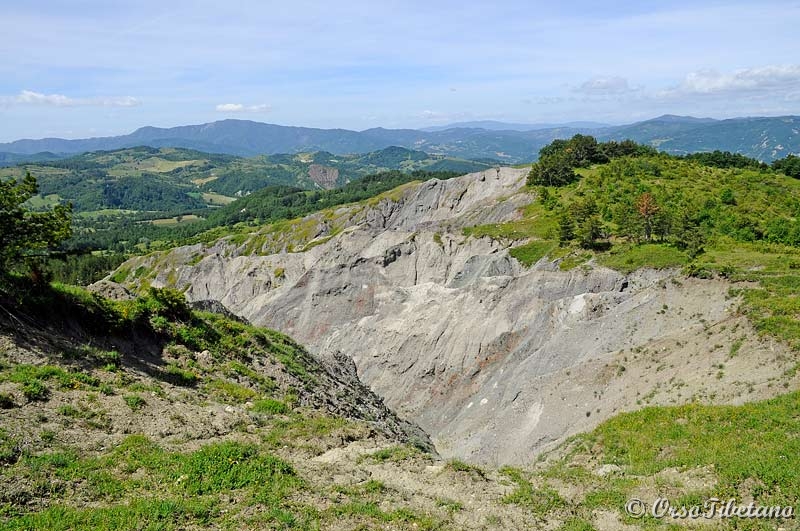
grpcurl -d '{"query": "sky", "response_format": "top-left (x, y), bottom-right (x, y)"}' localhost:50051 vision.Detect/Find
top-left (1, 0), bottom-right (800, 141)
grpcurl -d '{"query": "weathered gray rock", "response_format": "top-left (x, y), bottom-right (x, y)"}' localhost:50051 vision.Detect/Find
top-left (107, 167), bottom-right (795, 465)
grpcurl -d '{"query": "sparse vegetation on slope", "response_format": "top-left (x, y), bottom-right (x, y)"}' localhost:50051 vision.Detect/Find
top-left (496, 392), bottom-right (800, 529)
top-left (464, 138), bottom-right (800, 353)
top-left (0, 276), bottom-right (454, 530)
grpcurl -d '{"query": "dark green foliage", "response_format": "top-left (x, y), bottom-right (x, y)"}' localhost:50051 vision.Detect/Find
top-left (600, 138), bottom-right (657, 159)
top-left (43, 253), bottom-right (126, 285)
top-left (544, 155), bottom-right (800, 251)
top-left (528, 135), bottom-right (656, 187)
top-left (576, 215), bottom-right (604, 249)
top-left (683, 150), bottom-right (766, 170)
top-left (719, 187), bottom-right (736, 205)
top-left (0, 172), bottom-right (72, 268)
top-left (528, 152), bottom-right (578, 186)
top-left (21, 380), bottom-right (50, 401)
top-left (557, 211), bottom-right (575, 244)
top-left (0, 429), bottom-right (21, 465)
top-left (772, 154), bottom-right (800, 178)
top-left (101, 175), bottom-right (206, 211)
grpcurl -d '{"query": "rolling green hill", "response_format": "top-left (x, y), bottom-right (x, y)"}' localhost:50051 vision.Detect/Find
top-left (0, 145), bottom-right (494, 216)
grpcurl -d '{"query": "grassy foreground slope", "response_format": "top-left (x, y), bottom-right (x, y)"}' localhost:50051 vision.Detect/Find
top-left (1, 277), bottom-right (798, 529)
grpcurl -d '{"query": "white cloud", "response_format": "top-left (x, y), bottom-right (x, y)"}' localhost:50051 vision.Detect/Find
top-left (215, 103), bottom-right (271, 113)
top-left (5, 90), bottom-right (140, 107)
top-left (576, 76), bottom-right (636, 95)
top-left (660, 65), bottom-right (800, 97)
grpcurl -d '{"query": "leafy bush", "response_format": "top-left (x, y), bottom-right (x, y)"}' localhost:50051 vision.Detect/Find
top-left (22, 380), bottom-right (49, 401)
top-left (162, 364), bottom-right (199, 387)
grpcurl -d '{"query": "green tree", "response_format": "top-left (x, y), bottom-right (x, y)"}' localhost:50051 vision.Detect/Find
top-left (527, 153), bottom-right (578, 187)
top-left (557, 210), bottom-right (576, 245)
top-left (0, 172), bottom-right (72, 269)
top-left (772, 154), bottom-right (800, 178)
top-left (565, 134), bottom-right (607, 167)
top-left (577, 215), bottom-right (604, 249)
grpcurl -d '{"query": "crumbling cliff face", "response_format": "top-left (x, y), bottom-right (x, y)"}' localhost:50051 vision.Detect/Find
top-left (108, 168), bottom-right (795, 464)
top-left (308, 164), bottom-right (339, 189)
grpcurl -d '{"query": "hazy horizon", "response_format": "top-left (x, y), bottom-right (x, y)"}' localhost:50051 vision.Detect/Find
top-left (2, 0), bottom-right (799, 142)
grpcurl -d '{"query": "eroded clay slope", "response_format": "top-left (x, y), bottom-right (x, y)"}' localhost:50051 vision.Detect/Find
top-left (106, 167), bottom-right (797, 464)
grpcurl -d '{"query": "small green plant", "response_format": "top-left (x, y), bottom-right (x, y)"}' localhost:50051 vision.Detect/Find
top-left (251, 398), bottom-right (289, 415)
top-left (123, 394), bottom-right (146, 411)
top-left (40, 430), bottom-right (56, 444)
top-left (729, 337), bottom-right (744, 358)
top-left (274, 267), bottom-right (285, 279)
top-left (500, 466), bottom-right (565, 514)
top-left (360, 445), bottom-right (420, 464)
top-left (58, 404), bottom-right (82, 418)
top-left (0, 429), bottom-right (20, 465)
top-left (435, 498), bottom-right (463, 513)
top-left (208, 379), bottom-right (257, 403)
top-left (21, 380), bottom-right (49, 401)
top-left (163, 364), bottom-right (199, 386)
top-left (445, 459), bottom-right (486, 479)
top-left (558, 517), bottom-right (596, 531)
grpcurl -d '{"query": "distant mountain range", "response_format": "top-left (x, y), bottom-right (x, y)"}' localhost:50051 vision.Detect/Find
top-left (2, 114), bottom-right (799, 163)
top-left (420, 120), bottom-right (611, 132)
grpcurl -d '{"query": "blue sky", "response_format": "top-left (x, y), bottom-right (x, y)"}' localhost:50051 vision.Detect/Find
top-left (1, 0), bottom-right (799, 141)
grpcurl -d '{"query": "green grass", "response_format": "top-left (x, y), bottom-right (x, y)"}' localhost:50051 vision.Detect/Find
top-left (123, 394), bottom-right (146, 410)
top-left (0, 498), bottom-right (218, 531)
top-left (597, 243), bottom-right (689, 273)
top-left (0, 436), bottom-right (301, 530)
top-left (251, 398), bottom-right (289, 415)
top-left (445, 458), bottom-right (486, 479)
top-left (590, 391), bottom-right (800, 506)
top-left (500, 466), bottom-right (566, 514)
top-left (509, 240), bottom-right (558, 266)
top-left (1, 364), bottom-right (100, 401)
top-left (558, 517), bottom-right (596, 531)
top-left (0, 429), bottom-right (20, 465)
top-left (558, 251), bottom-right (592, 271)
top-left (207, 379), bottom-right (257, 403)
top-left (162, 364), bottom-right (199, 387)
top-left (326, 502), bottom-right (442, 530)
top-left (360, 445), bottom-right (422, 464)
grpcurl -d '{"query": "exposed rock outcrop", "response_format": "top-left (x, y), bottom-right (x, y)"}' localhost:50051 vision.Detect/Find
top-left (308, 164), bottom-right (339, 189)
top-left (107, 167), bottom-right (797, 464)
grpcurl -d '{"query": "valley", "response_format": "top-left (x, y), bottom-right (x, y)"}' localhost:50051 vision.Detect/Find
top-left (2, 136), bottom-right (800, 529)
top-left (108, 161), bottom-right (800, 467)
